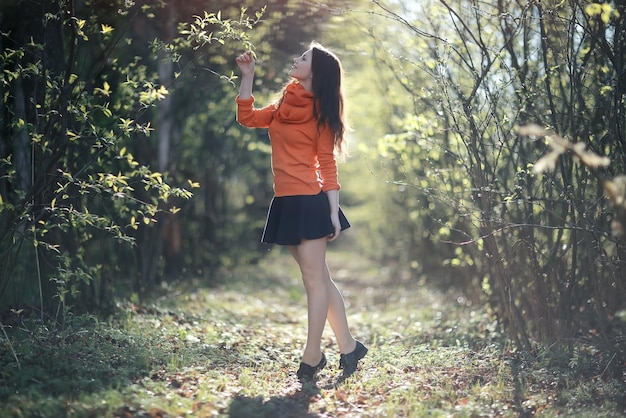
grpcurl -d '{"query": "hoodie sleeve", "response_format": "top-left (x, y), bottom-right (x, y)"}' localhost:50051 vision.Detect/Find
top-left (316, 124), bottom-right (341, 192)
top-left (236, 95), bottom-right (275, 128)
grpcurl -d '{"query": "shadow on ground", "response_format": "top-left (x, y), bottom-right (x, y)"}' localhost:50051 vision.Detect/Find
top-left (227, 384), bottom-right (321, 418)
top-left (226, 370), bottom-right (358, 418)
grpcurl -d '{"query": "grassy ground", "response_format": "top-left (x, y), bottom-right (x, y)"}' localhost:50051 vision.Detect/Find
top-left (1, 249), bottom-right (624, 417)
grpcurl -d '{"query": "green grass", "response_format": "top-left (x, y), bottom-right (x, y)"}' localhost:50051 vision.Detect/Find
top-left (1, 249), bottom-right (624, 417)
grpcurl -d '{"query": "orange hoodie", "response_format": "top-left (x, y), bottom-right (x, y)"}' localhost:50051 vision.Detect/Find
top-left (236, 82), bottom-right (340, 197)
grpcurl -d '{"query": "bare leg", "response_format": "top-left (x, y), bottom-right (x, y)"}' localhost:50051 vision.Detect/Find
top-left (323, 264), bottom-right (357, 354)
top-left (289, 238), bottom-right (356, 365)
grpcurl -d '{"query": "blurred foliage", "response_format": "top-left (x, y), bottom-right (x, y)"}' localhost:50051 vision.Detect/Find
top-left (356, 0), bottom-right (626, 357)
top-left (0, 0), bottom-right (256, 316)
top-left (0, 0), bottom-right (363, 317)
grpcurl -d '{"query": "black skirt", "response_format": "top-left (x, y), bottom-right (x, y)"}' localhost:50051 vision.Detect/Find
top-left (261, 192), bottom-right (351, 245)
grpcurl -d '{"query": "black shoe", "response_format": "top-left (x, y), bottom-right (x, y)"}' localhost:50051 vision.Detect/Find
top-left (339, 341), bottom-right (368, 377)
top-left (296, 352), bottom-right (327, 381)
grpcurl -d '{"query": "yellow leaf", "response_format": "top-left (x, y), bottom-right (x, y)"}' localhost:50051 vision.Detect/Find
top-left (95, 81), bottom-right (111, 97)
top-left (66, 129), bottom-right (80, 141)
top-left (584, 3), bottom-right (602, 17)
top-left (600, 85), bottom-right (613, 95)
top-left (101, 24), bottom-right (114, 34)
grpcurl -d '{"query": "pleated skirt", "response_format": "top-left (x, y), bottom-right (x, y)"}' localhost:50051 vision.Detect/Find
top-left (261, 192), bottom-right (350, 245)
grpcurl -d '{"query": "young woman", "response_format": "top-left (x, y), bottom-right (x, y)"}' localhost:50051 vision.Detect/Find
top-left (235, 42), bottom-right (367, 380)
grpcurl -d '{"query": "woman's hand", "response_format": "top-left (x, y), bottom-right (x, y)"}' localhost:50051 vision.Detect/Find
top-left (325, 190), bottom-right (342, 242)
top-left (236, 51), bottom-right (256, 77)
top-left (328, 212), bottom-right (341, 242)
top-left (236, 51), bottom-right (255, 99)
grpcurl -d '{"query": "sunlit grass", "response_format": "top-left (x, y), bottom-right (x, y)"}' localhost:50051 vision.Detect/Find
top-left (1, 250), bottom-right (624, 417)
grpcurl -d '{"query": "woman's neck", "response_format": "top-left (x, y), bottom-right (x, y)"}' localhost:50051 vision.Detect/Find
top-left (297, 77), bottom-right (313, 92)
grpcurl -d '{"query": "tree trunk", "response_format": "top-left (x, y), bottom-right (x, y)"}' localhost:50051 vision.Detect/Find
top-left (137, 1), bottom-right (181, 287)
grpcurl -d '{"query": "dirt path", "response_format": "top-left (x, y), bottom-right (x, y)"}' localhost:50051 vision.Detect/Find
top-left (168, 248), bottom-right (508, 417)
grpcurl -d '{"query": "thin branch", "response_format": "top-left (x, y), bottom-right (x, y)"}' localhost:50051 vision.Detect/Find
top-left (0, 321), bottom-right (20, 370)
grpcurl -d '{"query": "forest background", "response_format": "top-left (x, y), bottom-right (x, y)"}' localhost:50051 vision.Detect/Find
top-left (1, 0), bottom-right (625, 400)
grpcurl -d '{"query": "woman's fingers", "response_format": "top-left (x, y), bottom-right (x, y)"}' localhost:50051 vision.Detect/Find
top-left (328, 220), bottom-right (341, 242)
top-left (236, 51), bottom-right (254, 64)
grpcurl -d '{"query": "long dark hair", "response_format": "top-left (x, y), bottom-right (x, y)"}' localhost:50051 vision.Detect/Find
top-left (310, 42), bottom-right (347, 153)
top-left (274, 42), bottom-right (348, 154)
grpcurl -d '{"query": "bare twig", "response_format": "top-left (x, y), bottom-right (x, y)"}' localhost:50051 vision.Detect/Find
top-left (1, 321), bottom-right (21, 370)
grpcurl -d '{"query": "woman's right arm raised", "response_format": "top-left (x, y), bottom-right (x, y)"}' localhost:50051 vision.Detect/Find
top-left (236, 51), bottom-right (255, 99)
top-left (235, 51), bottom-right (273, 128)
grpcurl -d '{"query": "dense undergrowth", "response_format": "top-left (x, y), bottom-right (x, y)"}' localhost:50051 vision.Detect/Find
top-left (1, 249), bottom-right (624, 417)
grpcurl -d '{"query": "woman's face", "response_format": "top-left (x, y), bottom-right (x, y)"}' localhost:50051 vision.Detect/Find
top-left (288, 49), bottom-right (313, 81)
